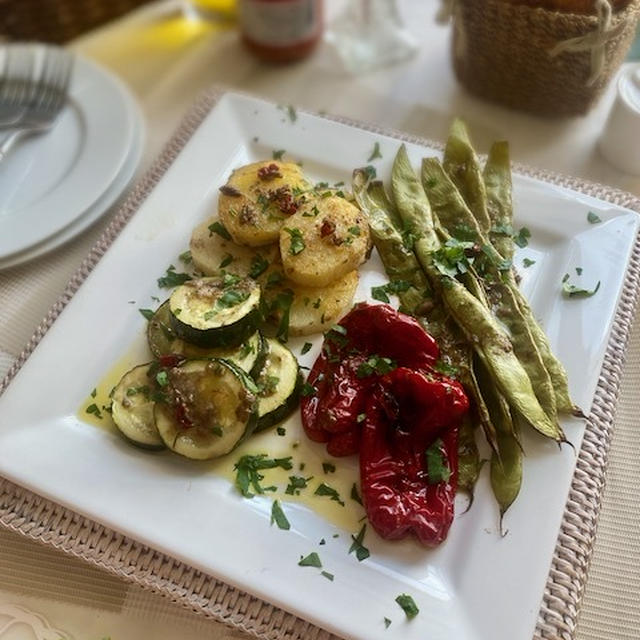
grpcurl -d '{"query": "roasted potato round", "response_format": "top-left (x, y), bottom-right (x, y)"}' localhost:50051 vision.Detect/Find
top-left (190, 217), bottom-right (279, 277)
top-left (262, 270), bottom-right (359, 337)
top-left (218, 161), bottom-right (312, 247)
top-left (279, 196), bottom-right (370, 288)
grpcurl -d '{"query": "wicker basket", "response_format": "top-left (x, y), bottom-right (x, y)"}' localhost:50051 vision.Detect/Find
top-left (0, 0), bottom-right (153, 44)
top-left (452, 0), bottom-right (640, 116)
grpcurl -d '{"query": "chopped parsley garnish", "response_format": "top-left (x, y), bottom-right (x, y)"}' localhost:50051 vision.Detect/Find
top-left (522, 258), bottom-right (536, 268)
top-left (272, 149), bottom-right (286, 160)
top-left (287, 105), bottom-right (297, 122)
top-left (208, 221), bottom-right (232, 240)
top-left (562, 273), bottom-right (570, 283)
top-left (367, 141), bottom-right (382, 162)
top-left (395, 594), bottom-right (419, 619)
top-left (301, 382), bottom-right (317, 397)
top-left (219, 253), bottom-right (234, 268)
top-left (433, 238), bottom-right (476, 278)
top-left (425, 439), bottom-right (451, 484)
top-left (587, 211), bottom-right (602, 224)
top-left (86, 403), bottom-right (103, 419)
top-left (270, 500), bottom-right (290, 530)
top-left (319, 538), bottom-right (326, 545)
top-left (350, 483), bottom-right (363, 505)
top-left (363, 165), bottom-right (377, 180)
top-left (301, 342), bottom-right (313, 355)
top-left (492, 223), bottom-right (514, 236)
top-left (284, 227), bottom-right (305, 255)
top-left (249, 254), bottom-right (269, 279)
top-left (218, 289), bottom-right (250, 309)
top-left (272, 289), bottom-right (294, 342)
top-left (286, 475), bottom-right (311, 495)
top-left (513, 226), bottom-right (531, 248)
top-left (349, 524), bottom-right (370, 561)
top-left (138, 308), bottom-right (155, 321)
top-left (348, 225), bottom-right (361, 236)
top-left (155, 371), bottom-right (169, 387)
top-left (126, 385), bottom-right (149, 398)
top-left (179, 250), bottom-right (192, 263)
top-left (234, 454), bottom-right (293, 498)
top-left (157, 265), bottom-right (192, 288)
top-left (576, 267), bottom-right (583, 275)
top-left (259, 375), bottom-right (280, 396)
top-left (210, 425), bottom-right (223, 437)
top-left (356, 413), bottom-right (366, 423)
top-left (276, 426), bottom-right (286, 436)
top-left (321, 571), bottom-right (334, 581)
top-left (266, 270), bottom-right (285, 288)
top-left (356, 355), bottom-right (397, 378)
top-left (322, 462), bottom-right (336, 474)
top-left (384, 617), bottom-right (392, 629)
top-left (298, 552), bottom-right (322, 568)
top-left (371, 280), bottom-right (412, 303)
top-left (433, 359), bottom-right (459, 378)
top-left (562, 279), bottom-right (601, 298)
top-left (314, 482), bottom-right (345, 506)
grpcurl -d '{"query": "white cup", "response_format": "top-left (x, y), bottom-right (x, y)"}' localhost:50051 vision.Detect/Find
top-left (599, 64), bottom-right (640, 176)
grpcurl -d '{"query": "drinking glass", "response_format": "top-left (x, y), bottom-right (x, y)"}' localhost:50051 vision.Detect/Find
top-left (328, 0), bottom-right (417, 73)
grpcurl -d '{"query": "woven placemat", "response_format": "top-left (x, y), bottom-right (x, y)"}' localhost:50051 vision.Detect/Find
top-left (1, 87), bottom-right (640, 640)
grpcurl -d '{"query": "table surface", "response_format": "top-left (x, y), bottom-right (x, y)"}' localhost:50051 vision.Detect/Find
top-left (1, 1), bottom-right (640, 639)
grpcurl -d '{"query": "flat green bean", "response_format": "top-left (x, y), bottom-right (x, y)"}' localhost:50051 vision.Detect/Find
top-left (421, 158), bottom-right (558, 421)
top-left (391, 145), bottom-right (565, 443)
top-left (483, 140), bottom-right (514, 261)
top-left (442, 119), bottom-right (492, 235)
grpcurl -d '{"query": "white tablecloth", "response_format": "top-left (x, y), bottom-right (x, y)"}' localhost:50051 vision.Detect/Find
top-left (1, 1), bottom-right (639, 638)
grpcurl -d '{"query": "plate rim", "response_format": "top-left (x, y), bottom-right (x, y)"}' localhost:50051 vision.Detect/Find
top-left (1, 87), bottom-right (640, 640)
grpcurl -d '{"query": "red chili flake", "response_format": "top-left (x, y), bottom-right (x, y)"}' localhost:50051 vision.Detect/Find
top-left (320, 219), bottom-right (336, 238)
top-left (257, 163), bottom-right (282, 181)
top-left (269, 186), bottom-right (299, 215)
top-left (219, 184), bottom-right (242, 197)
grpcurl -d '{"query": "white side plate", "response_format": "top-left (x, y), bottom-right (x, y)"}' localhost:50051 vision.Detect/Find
top-left (0, 93), bottom-right (637, 640)
top-left (0, 55), bottom-right (140, 258)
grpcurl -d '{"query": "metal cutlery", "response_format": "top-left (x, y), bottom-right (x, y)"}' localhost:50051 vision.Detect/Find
top-left (0, 45), bottom-right (74, 162)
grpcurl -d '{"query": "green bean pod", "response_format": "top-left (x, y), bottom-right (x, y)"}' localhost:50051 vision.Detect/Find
top-left (391, 145), bottom-right (565, 443)
top-left (421, 157), bottom-right (558, 421)
top-left (483, 140), bottom-right (515, 261)
top-left (442, 118), bottom-right (492, 236)
top-left (476, 356), bottom-right (523, 522)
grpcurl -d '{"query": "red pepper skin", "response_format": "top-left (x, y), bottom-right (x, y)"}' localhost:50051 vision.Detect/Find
top-left (384, 368), bottom-right (468, 448)
top-left (337, 303), bottom-right (440, 370)
top-left (300, 350), bottom-right (330, 443)
top-left (359, 368), bottom-right (465, 546)
top-left (316, 355), bottom-right (373, 435)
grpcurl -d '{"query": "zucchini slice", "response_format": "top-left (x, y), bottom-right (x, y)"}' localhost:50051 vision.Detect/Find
top-left (255, 338), bottom-right (302, 431)
top-left (169, 276), bottom-right (261, 348)
top-left (147, 301), bottom-right (266, 375)
top-left (154, 358), bottom-right (258, 460)
top-left (111, 363), bottom-right (165, 450)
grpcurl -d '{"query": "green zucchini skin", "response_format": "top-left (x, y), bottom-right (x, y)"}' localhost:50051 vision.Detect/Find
top-left (255, 338), bottom-right (302, 431)
top-left (148, 300), bottom-right (265, 375)
top-left (154, 358), bottom-right (258, 460)
top-left (111, 363), bottom-right (165, 450)
top-left (169, 277), bottom-right (261, 348)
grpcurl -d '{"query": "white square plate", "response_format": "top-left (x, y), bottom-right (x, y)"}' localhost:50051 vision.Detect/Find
top-left (0, 93), bottom-right (637, 640)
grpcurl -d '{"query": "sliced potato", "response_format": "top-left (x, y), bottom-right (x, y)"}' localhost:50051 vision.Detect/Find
top-left (263, 270), bottom-right (359, 336)
top-left (218, 161), bottom-right (312, 247)
top-left (190, 217), bottom-right (280, 277)
top-left (279, 196), bottom-right (370, 287)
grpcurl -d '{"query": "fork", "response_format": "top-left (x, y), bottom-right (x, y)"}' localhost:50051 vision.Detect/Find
top-left (0, 47), bottom-right (74, 162)
top-left (0, 46), bottom-right (37, 129)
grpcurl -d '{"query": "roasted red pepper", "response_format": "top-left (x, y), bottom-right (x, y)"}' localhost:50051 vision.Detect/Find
top-left (300, 303), bottom-right (470, 545)
top-left (360, 367), bottom-right (467, 546)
